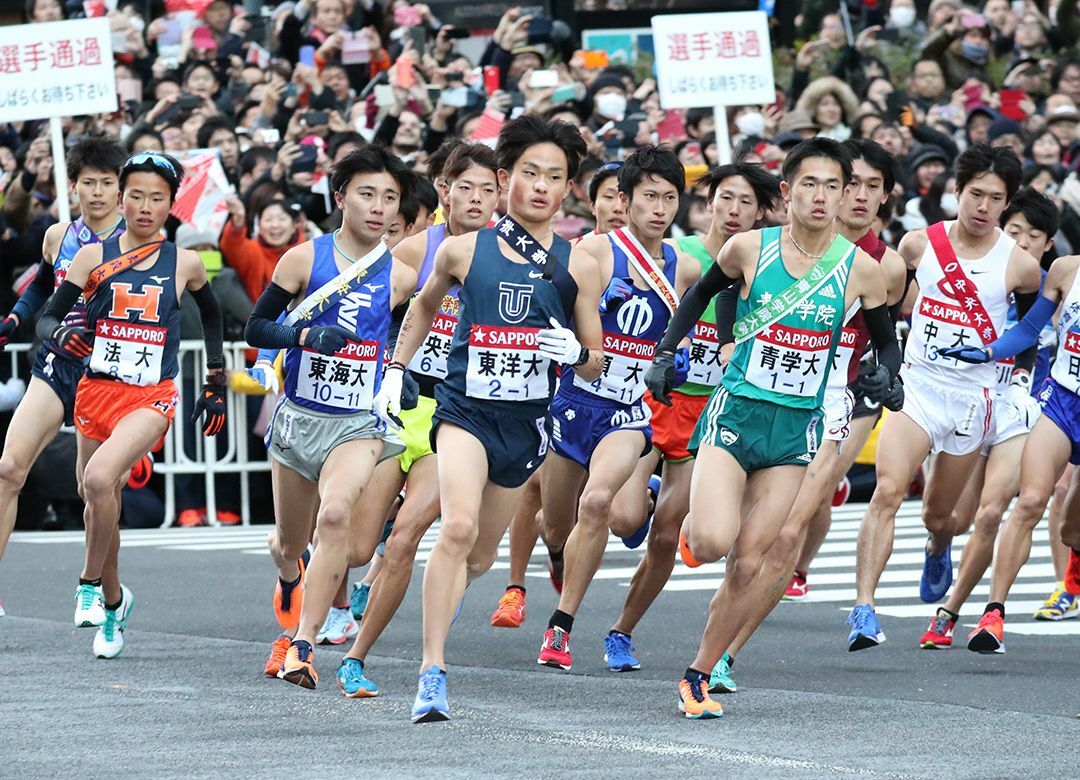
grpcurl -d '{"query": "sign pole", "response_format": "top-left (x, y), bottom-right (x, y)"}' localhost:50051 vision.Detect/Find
top-left (714, 105), bottom-right (732, 165)
top-left (49, 116), bottom-right (70, 224)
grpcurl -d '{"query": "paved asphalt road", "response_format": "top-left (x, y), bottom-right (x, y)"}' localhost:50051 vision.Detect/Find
top-left (1, 501), bottom-right (1077, 778)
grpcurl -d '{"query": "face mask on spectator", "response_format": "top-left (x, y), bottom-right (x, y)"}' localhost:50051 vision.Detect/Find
top-left (890, 7), bottom-right (916, 28)
top-left (735, 111), bottom-right (766, 137)
top-left (961, 41), bottom-right (989, 64)
top-left (595, 92), bottom-right (627, 120)
top-left (940, 192), bottom-right (959, 216)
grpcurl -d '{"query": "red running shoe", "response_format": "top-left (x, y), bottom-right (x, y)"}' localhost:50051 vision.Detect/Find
top-left (967, 608), bottom-right (1005, 654)
top-left (919, 610), bottom-right (956, 649)
top-left (177, 508), bottom-right (207, 527)
top-left (547, 553), bottom-right (563, 594)
top-left (127, 454), bottom-right (153, 490)
top-left (782, 572), bottom-right (808, 601)
top-left (832, 476), bottom-right (850, 507)
top-left (217, 510), bottom-right (241, 526)
top-left (679, 531), bottom-right (702, 568)
top-left (1065, 548), bottom-right (1080, 595)
top-left (537, 627), bottom-right (572, 670)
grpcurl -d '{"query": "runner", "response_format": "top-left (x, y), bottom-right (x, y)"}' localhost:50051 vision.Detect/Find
top-left (530, 146), bottom-right (700, 672)
top-left (34, 151), bottom-right (227, 659)
top-left (644, 138), bottom-right (903, 718)
top-left (575, 161), bottom-right (627, 243)
top-left (372, 114), bottom-right (598, 722)
top-left (1037, 465), bottom-right (1079, 619)
top-left (0, 136), bottom-right (127, 589)
top-left (245, 145), bottom-right (417, 688)
top-left (335, 143), bottom-right (500, 698)
top-left (851, 143), bottom-right (1042, 652)
top-left (919, 188), bottom-right (1051, 648)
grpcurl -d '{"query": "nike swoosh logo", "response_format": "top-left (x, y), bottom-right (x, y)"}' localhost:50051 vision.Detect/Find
top-left (528, 271), bottom-right (544, 279)
top-left (969, 270), bottom-right (987, 275)
top-left (150, 276), bottom-right (169, 284)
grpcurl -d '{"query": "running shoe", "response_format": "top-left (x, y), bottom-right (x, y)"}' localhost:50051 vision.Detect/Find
top-left (677, 675), bottom-right (724, 719)
top-left (603, 632), bottom-right (641, 672)
top-left (490, 588), bottom-right (526, 628)
top-left (832, 475), bottom-right (850, 506)
top-left (217, 510), bottom-right (241, 526)
top-left (0, 598), bottom-right (4, 617)
top-left (1032, 584), bottom-right (1079, 621)
top-left (678, 530), bottom-right (702, 568)
top-left (538, 627), bottom-right (573, 670)
top-left (547, 552), bottom-right (564, 594)
top-left (411, 665), bottom-right (449, 723)
top-left (263, 635), bottom-right (291, 677)
top-left (317, 606), bottom-right (358, 645)
top-left (176, 508), bottom-right (207, 527)
top-left (1066, 548), bottom-right (1080, 595)
top-left (919, 610), bottom-right (956, 649)
top-left (93, 585), bottom-right (133, 659)
top-left (274, 548), bottom-right (309, 631)
top-left (280, 639), bottom-right (318, 688)
top-left (967, 608), bottom-right (1006, 654)
top-left (620, 475), bottom-right (661, 550)
top-left (74, 582), bottom-right (106, 628)
top-left (127, 454), bottom-right (153, 490)
top-left (350, 582), bottom-right (371, 621)
top-left (847, 604), bottom-right (886, 651)
top-left (782, 571), bottom-right (808, 601)
top-left (708, 652), bottom-right (737, 693)
top-left (919, 539), bottom-right (952, 603)
top-left (337, 657), bottom-right (379, 698)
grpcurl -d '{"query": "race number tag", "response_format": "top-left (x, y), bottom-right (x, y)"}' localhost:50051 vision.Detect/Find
top-left (408, 294), bottom-right (459, 380)
top-left (994, 357), bottom-right (1015, 393)
top-left (687, 320), bottom-right (724, 387)
top-left (573, 331), bottom-right (655, 403)
top-left (89, 319), bottom-right (166, 386)
top-left (295, 340), bottom-right (379, 410)
top-left (744, 323), bottom-right (831, 398)
top-left (827, 326), bottom-right (859, 390)
top-left (916, 296), bottom-right (983, 365)
top-left (465, 324), bottom-right (549, 401)
top-left (1057, 330), bottom-right (1080, 392)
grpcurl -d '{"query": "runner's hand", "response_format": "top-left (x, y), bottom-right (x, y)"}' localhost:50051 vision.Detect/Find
top-left (599, 276), bottom-right (633, 314)
top-left (937, 345), bottom-right (992, 363)
top-left (192, 374), bottom-right (227, 436)
top-left (303, 325), bottom-right (355, 355)
top-left (1006, 375), bottom-right (1040, 428)
top-left (645, 349), bottom-right (676, 405)
top-left (246, 359), bottom-right (280, 394)
top-left (373, 364), bottom-right (404, 430)
top-left (879, 376), bottom-right (905, 412)
top-left (537, 317), bottom-right (585, 365)
top-left (0, 315), bottom-right (18, 349)
top-left (53, 325), bottom-right (93, 359)
top-left (857, 364), bottom-right (891, 402)
top-left (672, 346), bottom-right (690, 388)
top-left (401, 369), bottom-right (419, 411)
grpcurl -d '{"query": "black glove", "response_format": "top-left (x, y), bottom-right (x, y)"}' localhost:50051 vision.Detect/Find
top-left (53, 324), bottom-right (94, 359)
top-left (0, 315), bottom-right (17, 349)
top-left (645, 350), bottom-right (677, 406)
top-left (192, 371), bottom-right (227, 436)
top-left (857, 364), bottom-right (891, 403)
top-left (303, 325), bottom-right (355, 355)
top-left (401, 370), bottom-right (419, 411)
top-left (880, 375), bottom-right (904, 411)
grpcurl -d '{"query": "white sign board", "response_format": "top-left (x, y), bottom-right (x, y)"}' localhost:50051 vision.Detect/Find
top-left (0, 18), bottom-right (117, 122)
top-left (651, 11), bottom-right (775, 109)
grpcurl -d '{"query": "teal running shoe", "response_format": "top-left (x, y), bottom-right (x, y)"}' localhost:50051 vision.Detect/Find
top-left (74, 582), bottom-right (105, 628)
top-left (708, 652), bottom-right (737, 693)
top-left (350, 582), bottom-right (370, 621)
top-left (337, 657), bottom-right (379, 698)
top-left (93, 585), bottom-right (133, 659)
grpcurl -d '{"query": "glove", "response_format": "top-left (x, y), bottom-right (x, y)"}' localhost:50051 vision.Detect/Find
top-left (599, 276), bottom-right (633, 314)
top-left (672, 346), bottom-right (690, 387)
top-left (192, 372), bottom-right (227, 436)
top-left (537, 316), bottom-right (585, 365)
top-left (373, 364), bottom-right (404, 430)
top-left (857, 364), bottom-right (891, 402)
top-left (880, 376), bottom-right (904, 411)
top-left (53, 324), bottom-right (94, 359)
top-left (645, 349), bottom-right (677, 405)
top-left (0, 315), bottom-right (17, 349)
top-left (303, 325), bottom-right (355, 355)
top-left (401, 369), bottom-right (419, 411)
top-left (937, 345), bottom-right (991, 364)
top-left (1007, 373), bottom-right (1040, 428)
top-left (245, 359), bottom-right (280, 394)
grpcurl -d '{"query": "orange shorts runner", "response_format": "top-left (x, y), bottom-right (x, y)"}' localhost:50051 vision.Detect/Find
top-left (74, 375), bottom-right (178, 449)
top-left (645, 389), bottom-right (709, 463)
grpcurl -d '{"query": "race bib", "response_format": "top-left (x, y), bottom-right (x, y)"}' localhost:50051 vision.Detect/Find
top-left (994, 357), bottom-right (1015, 393)
top-left (465, 324), bottom-right (550, 401)
top-left (573, 330), bottom-right (655, 403)
top-left (744, 323), bottom-right (831, 398)
top-left (295, 340), bottom-right (379, 410)
top-left (1054, 330), bottom-right (1080, 392)
top-left (827, 326), bottom-right (859, 390)
top-left (89, 319), bottom-right (166, 386)
top-left (687, 320), bottom-right (724, 387)
top-left (408, 295), bottom-right (459, 380)
top-left (916, 295), bottom-right (984, 365)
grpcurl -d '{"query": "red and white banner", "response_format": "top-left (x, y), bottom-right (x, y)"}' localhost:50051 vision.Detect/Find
top-left (171, 149), bottom-right (231, 238)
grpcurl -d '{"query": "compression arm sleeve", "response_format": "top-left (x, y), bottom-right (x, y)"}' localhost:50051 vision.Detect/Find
top-left (1012, 291), bottom-right (1039, 375)
top-left (714, 280), bottom-right (742, 347)
top-left (865, 304), bottom-right (902, 377)
top-left (191, 284), bottom-right (225, 370)
top-left (889, 267), bottom-right (917, 323)
top-left (35, 280), bottom-right (83, 342)
top-left (656, 262), bottom-right (741, 354)
top-left (245, 282), bottom-right (302, 350)
top-left (255, 311), bottom-right (288, 365)
top-left (984, 294), bottom-right (1057, 362)
top-left (11, 261), bottom-right (55, 322)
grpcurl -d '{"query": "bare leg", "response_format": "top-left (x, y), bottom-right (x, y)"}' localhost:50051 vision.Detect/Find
top-left (538, 452), bottom-right (587, 552)
top-left (506, 471), bottom-right (542, 588)
top-left (683, 444), bottom-right (747, 564)
top-left (1048, 465), bottom-right (1074, 581)
top-left (921, 449), bottom-right (985, 556)
top-left (267, 459), bottom-right (320, 582)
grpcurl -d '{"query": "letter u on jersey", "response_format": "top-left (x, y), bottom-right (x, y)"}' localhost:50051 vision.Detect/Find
top-left (108, 283), bottom-right (163, 323)
top-left (498, 282), bottom-right (534, 325)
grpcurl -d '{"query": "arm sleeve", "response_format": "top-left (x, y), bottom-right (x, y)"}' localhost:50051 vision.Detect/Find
top-left (256, 311), bottom-right (288, 365)
top-left (10, 260), bottom-right (55, 322)
top-left (190, 283), bottom-right (225, 370)
top-left (245, 282), bottom-right (303, 349)
top-left (35, 280), bottom-right (83, 342)
top-left (984, 294), bottom-right (1057, 362)
top-left (864, 304), bottom-right (902, 377)
top-left (714, 280), bottom-right (742, 346)
top-left (656, 262), bottom-right (741, 355)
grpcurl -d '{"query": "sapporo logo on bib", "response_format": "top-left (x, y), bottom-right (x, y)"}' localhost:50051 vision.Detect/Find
top-left (916, 295), bottom-right (984, 362)
top-left (1060, 330), bottom-right (1080, 387)
top-left (745, 322), bottom-right (832, 397)
top-left (409, 294), bottom-right (459, 379)
top-left (90, 320), bottom-right (168, 386)
top-left (573, 331), bottom-right (655, 404)
top-left (296, 340), bottom-right (379, 410)
top-left (688, 320), bottom-right (724, 387)
top-left (466, 324), bottom-right (548, 401)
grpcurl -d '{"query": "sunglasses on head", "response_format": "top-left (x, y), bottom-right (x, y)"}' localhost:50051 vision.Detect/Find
top-left (125, 152), bottom-right (178, 177)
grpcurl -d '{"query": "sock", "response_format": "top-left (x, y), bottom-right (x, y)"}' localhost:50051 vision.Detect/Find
top-left (608, 629), bottom-right (630, 640)
top-left (105, 598), bottom-right (122, 612)
top-left (684, 666), bottom-right (707, 681)
top-left (548, 609), bottom-right (574, 634)
top-left (506, 585), bottom-right (526, 595)
top-left (938, 607), bottom-right (959, 622)
top-left (292, 639), bottom-right (312, 653)
top-left (794, 570), bottom-right (807, 579)
top-left (279, 571), bottom-right (301, 588)
top-left (79, 577), bottom-right (102, 587)
top-left (548, 545), bottom-right (564, 564)
top-left (985, 602), bottom-right (1005, 619)
top-left (725, 653), bottom-right (735, 669)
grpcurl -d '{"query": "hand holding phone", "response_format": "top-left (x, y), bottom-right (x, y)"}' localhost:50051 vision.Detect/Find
top-left (299, 45), bottom-right (316, 68)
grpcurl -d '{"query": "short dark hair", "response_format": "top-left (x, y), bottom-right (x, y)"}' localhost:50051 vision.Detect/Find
top-left (1022, 162), bottom-right (1066, 188)
top-left (67, 134), bottom-right (126, 181)
top-left (413, 177), bottom-right (439, 214)
top-left (843, 138), bottom-right (897, 195)
top-left (426, 138), bottom-right (460, 183)
top-left (685, 108), bottom-right (712, 131)
top-left (182, 61), bottom-right (217, 85)
top-left (696, 162), bottom-right (780, 212)
top-left (617, 145), bottom-right (685, 199)
top-left (124, 128), bottom-right (164, 154)
top-left (327, 131), bottom-right (365, 161)
top-left (443, 142), bottom-right (498, 183)
top-left (397, 187), bottom-right (420, 228)
top-left (120, 151), bottom-right (185, 200)
top-left (196, 116), bottom-right (237, 150)
top-left (1001, 187), bottom-right (1060, 237)
top-left (239, 146), bottom-right (276, 178)
top-left (495, 114), bottom-right (587, 180)
top-left (588, 161), bottom-right (622, 204)
top-left (1051, 58), bottom-right (1080, 92)
top-left (781, 137), bottom-right (853, 186)
top-left (330, 145), bottom-right (417, 205)
top-left (955, 142), bottom-right (1022, 200)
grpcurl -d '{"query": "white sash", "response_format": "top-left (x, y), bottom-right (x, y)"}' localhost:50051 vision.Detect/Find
top-left (284, 240), bottom-right (389, 327)
top-left (608, 227), bottom-right (680, 316)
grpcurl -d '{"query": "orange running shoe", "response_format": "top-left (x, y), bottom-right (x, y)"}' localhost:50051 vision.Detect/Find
top-left (679, 531), bottom-right (702, 568)
top-left (1065, 548), bottom-right (1080, 595)
top-left (280, 640), bottom-right (318, 689)
top-left (177, 508), bottom-right (207, 527)
top-left (967, 607), bottom-right (1005, 654)
top-left (677, 675), bottom-right (723, 719)
top-left (490, 588), bottom-right (526, 628)
top-left (274, 550), bottom-right (309, 630)
top-left (127, 454), bottom-right (153, 490)
top-left (263, 635), bottom-right (291, 677)
top-left (217, 510), bottom-right (241, 526)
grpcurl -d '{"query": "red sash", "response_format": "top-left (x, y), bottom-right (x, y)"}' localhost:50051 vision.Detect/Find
top-left (610, 227), bottom-right (679, 315)
top-left (926, 222), bottom-right (999, 345)
top-left (84, 241), bottom-right (163, 300)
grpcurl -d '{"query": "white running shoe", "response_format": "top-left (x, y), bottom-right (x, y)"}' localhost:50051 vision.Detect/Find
top-left (93, 585), bottom-right (134, 659)
top-left (74, 583), bottom-right (106, 627)
top-left (316, 606), bottom-right (358, 645)
top-left (0, 597), bottom-right (5, 617)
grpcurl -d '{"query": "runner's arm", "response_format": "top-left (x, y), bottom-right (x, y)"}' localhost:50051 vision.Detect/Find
top-left (190, 283), bottom-right (225, 370)
top-left (654, 260), bottom-right (742, 355)
top-left (33, 243), bottom-right (100, 342)
top-left (391, 234), bottom-right (467, 368)
top-left (244, 247), bottom-right (312, 348)
top-left (568, 245), bottom-right (605, 382)
top-left (9, 258), bottom-right (55, 325)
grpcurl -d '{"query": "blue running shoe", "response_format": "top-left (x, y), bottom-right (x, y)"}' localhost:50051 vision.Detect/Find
top-left (337, 657), bottom-right (379, 698)
top-left (847, 604), bottom-right (886, 651)
top-left (603, 632), bottom-right (641, 671)
top-left (350, 582), bottom-right (370, 621)
top-left (620, 475), bottom-right (661, 549)
top-left (920, 539), bottom-right (953, 603)
top-left (708, 652), bottom-right (736, 693)
top-left (412, 665), bottom-right (449, 723)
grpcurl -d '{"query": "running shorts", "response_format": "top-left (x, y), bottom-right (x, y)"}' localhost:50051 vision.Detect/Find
top-left (74, 375), bottom-right (176, 447)
top-left (645, 389), bottom-right (708, 462)
top-left (31, 347), bottom-right (83, 426)
top-left (266, 396), bottom-right (402, 482)
top-left (823, 386), bottom-right (855, 443)
top-left (432, 384), bottom-right (550, 489)
top-left (690, 385), bottom-right (821, 472)
top-left (900, 369), bottom-right (994, 456)
top-left (395, 394), bottom-right (436, 473)
top-left (982, 391), bottom-right (1037, 454)
top-left (550, 386), bottom-right (651, 469)
top-left (1038, 378), bottom-right (1080, 465)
